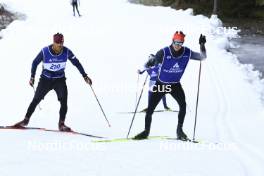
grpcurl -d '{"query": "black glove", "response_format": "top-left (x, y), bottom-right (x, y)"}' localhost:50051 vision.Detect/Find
top-left (199, 34), bottom-right (206, 45)
top-left (84, 75), bottom-right (92, 85)
top-left (148, 54), bottom-right (155, 60)
top-left (29, 77), bottom-right (35, 87)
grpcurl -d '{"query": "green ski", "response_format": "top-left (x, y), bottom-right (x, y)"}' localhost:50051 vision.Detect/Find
top-left (93, 136), bottom-right (169, 143)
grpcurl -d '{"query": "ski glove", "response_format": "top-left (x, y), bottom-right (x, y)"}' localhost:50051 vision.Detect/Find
top-left (199, 34), bottom-right (206, 45)
top-left (29, 77), bottom-right (35, 87)
top-left (137, 69), bottom-right (145, 74)
top-left (84, 75), bottom-right (92, 85)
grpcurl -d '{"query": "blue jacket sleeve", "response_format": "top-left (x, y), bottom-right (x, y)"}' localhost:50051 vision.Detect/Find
top-left (31, 51), bottom-right (43, 78)
top-left (68, 49), bottom-right (87, 77)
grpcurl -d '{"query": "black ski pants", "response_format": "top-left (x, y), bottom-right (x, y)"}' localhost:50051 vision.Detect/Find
top-left (72, 2), bottom-right (80, 16)
top-left (145, 81), bottom-right (186, 131)
top-left (25, 77), bottom-right (68, 123)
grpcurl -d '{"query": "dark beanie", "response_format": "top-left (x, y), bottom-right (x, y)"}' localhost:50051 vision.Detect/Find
top-left (53, 33), bottom-right (64, 43)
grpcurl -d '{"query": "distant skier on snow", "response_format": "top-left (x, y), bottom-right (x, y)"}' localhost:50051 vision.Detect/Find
top-left (14, 33), bottom-right (92, 131)
top-left (71, 0), bottom-right (81, 17)
top-left (134, 31), bottom-right (207, 140)
top-left (138, 54), bottom-right (171, 112)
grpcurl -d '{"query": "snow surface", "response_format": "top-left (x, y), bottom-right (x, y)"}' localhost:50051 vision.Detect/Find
top-left (1, 0), bottom-right (264, 176)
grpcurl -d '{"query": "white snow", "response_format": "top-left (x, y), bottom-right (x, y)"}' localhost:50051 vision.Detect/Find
top-left (1, 0), bottom-right (264, 176)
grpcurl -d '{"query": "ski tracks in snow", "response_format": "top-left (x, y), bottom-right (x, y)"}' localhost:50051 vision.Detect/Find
top-left (207, 62), bottom-right (264, 176)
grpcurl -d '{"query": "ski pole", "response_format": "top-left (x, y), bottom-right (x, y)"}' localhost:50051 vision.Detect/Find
top-left (32, 86), bottom-right (42, 111)
top-left (89, 85), bottom-right (111, 127)
top-left (134, 74), bottom-right (140, 108)
top-left (192, 61), bottom-right (202, 141)
top-left (126, 74), bottom-right (148, 138)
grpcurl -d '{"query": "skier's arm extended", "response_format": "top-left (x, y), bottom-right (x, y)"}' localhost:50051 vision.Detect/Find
top-left (137, 69), bottom-right (146, 74)
top-left (190, 34), bottom-right (207, 61)
top-left (190, 49), bottom-right (206, 61)
top-left (138, 67), bottom-right (154, 75)
top-left (31, 51), bottom-right (43, 78)
top-left (67, 49), bottom-right (87, 77)
top-left (68, 49), bottom-right (92, 85)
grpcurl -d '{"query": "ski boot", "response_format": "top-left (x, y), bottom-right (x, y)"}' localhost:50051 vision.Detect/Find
top-left (177, 126), bottom-right (189, 141)
top-left (58, 121), bottom-right (72, 132)
top-left (133, 130), bottom-right (149, 140)
top-left (164, 106), bottom-right (172, 111)
top-left (13, 117), bottom-right (30, 128)
top-left (140, 108), bottom-right (148, 113)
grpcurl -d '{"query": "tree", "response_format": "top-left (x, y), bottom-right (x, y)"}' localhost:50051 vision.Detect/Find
top-left (213, 0), bottom-right (218, 14)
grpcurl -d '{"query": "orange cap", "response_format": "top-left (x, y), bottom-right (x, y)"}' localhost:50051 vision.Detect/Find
top-left (172, 31), bottom-right (185, 42)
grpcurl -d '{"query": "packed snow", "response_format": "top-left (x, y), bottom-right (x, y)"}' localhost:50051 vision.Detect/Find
top-left (1, 0), bottom-right (264, 176)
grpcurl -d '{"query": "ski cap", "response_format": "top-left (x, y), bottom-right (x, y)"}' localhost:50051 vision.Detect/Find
top-left (53, 33), bottom-right (64, 44)
top-left (172, 31), bottom-right (185, 43)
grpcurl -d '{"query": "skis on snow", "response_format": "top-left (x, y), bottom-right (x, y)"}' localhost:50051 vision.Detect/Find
top-left (0, 126), bottom-right (217, 144)
top-left (118, 109), bottom-right (178, 114)
top-left (92, 136), bottom-right (202, 143)
top-left (92, 136), bottom-right (168, 143)
top-left (0, 125), bottom-right (104, 139)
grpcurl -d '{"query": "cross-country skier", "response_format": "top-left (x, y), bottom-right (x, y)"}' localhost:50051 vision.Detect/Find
top-left (138, 54), bottom-right (171, 112)
top-left (134, 31), bottom-right (207, 140)
top-left (14, 33), bottom-right (92, 131)
top-left (71, 0), bottom-right (81, 17)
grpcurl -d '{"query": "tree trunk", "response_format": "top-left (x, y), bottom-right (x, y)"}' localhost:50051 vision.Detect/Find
top-left (213, 0), bottom-right (218, 14)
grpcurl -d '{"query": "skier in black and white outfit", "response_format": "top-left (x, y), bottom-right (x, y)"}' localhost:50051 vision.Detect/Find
top-left (134, 31), bottom-right (207, 140)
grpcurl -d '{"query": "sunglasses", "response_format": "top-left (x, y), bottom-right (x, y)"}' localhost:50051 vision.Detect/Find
top-left (173, 40), bottom-right (183, 46)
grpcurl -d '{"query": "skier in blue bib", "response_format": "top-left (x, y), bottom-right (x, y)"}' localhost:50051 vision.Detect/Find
top-left (134, 31), bottom-right (207, 140)
top-left (14, 33), bottom-right (92, 131)
top-left (138, 54), bottom-right (171, 112)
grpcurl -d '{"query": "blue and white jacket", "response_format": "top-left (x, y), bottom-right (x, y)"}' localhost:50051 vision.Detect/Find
top-left (31, 45), bottom-right (87, 79)
top-left (154, 45), bottom-right (206, 84)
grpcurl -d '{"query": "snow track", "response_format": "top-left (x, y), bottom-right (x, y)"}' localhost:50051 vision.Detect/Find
top-left (208, 62), bottom-right (264, 176)
top-left (1, 0), bottom-right (264, 176)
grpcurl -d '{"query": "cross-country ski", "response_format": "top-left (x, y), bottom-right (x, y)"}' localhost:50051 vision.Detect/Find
top-left (1, 0), bottom-right (264, 176)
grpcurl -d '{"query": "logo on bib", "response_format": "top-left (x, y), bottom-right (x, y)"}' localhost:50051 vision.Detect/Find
top-left (162, 62), bottom-right (183, 73)
top-left (150, 71), bottom-right (158, 77)
top-left (173, 63), bottom-right (179, 69)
